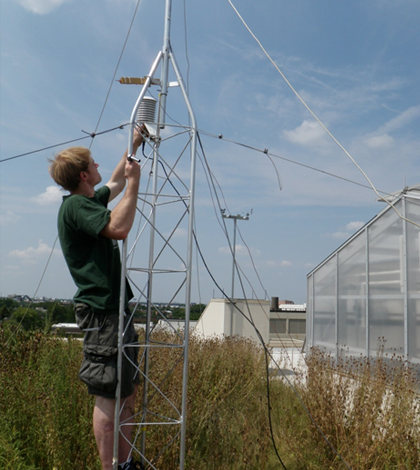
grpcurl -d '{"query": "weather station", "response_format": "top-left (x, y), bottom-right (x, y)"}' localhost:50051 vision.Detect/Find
top-left (113, 0), bottom-right (198, 468)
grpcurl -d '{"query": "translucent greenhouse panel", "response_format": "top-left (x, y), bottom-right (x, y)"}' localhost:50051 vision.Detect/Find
top-left (306, 275), bottom-right (313, 351)
top-left (368, 203), bottom-right (404, 355)
top-left (406, 197), bottom-right (420, 361)
top-left (313, 256), bottom-right (336, 352)
top-left (368, 298), bottom-right (404, 354)
top-left (337, 232), bottom-right (367, 355)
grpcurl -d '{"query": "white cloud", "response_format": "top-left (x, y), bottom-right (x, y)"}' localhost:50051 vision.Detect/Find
top-left (363, 105), bottom-right (420, 150)
top-left (345, 221), bottom-right (364, 232)
top-left (3, 265), bottom-right (20, 273)
top-left (283, 120), bottom-right (329, 147)
top-left (218, 244), bottom-right (260, 257)
top-left (173, 228), bottom-right (187, 238)
top-left (0, 210), bottom-right (21, 225)
top-left (264, 259), bottom-right (292, 267)
top-left (331, 231), bottom-right (350, 240)
top-left (17, 0), bottom-right (71, 15)
top-left (9, 239), bottom-right (59, 263)
top-left (32, 186), bottom-right (63, 205)
top-left (331, 221), bottom-right (365, 240)
top-left (378, 105), bottom-right (420, 135)
top-left (365, 133), bottom-right (394, 149)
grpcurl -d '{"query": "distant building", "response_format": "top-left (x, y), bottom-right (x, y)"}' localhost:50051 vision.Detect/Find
top-left (51, 323), bottom-right (81, 334)
top-left (52, 297), bottom-right (306, 347)
top-left (8, 294), bottom-right (32, 303)
top-left (155, 318), bottom-right (197, 332)
top-left (194, 298), bottom-right (270, 344)
top-left (269, 297), bottom-right (306, 344)
top-left (193, 298), bottom-right (306, 347)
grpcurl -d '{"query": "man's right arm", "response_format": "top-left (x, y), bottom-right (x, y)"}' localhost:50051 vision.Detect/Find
top-left (100, 159), bottom-right (140, 240)
top-left (105, 126), bottom-right (145, 203)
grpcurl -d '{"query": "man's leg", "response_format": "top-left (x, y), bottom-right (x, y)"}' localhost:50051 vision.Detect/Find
top-left (119, 385), bottom-right (138, 463)
top-left (93, 396), bottom-right (115, 470)
top-left (93, 386), bottom-right (138, 470)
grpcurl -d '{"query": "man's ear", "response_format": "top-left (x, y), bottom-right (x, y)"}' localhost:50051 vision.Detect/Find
top-left (80, 171), bottom-right (88, 181)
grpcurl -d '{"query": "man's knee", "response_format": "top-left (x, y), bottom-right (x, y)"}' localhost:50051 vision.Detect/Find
top-left (94, 396), bottom-right (116, 424)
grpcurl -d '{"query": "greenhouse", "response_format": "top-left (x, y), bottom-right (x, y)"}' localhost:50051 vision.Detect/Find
top-left (306, 189), bottom-right (420, 363)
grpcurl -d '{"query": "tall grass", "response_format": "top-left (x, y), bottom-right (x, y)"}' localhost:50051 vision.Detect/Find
top-left (1, 326), bottom-right (420, 469)
top-left (129, 333), bottom-right (272, 469)
top-left (0, 326), bottom-right (99, 470)
top-left (271, 347), bottom-right (420, 469)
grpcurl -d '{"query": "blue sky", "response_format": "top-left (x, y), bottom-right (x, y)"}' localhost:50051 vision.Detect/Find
top-left (1, 0), bottom-right (420, 304)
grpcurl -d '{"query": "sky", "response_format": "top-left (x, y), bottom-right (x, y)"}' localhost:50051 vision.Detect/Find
top-left (1, 0), bottom-right (420, 305)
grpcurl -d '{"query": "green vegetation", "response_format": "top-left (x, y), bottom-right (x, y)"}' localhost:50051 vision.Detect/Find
top-left (170, 303), bottom-right (206, 320)
top-left (0, 298), bottom-right (206, 332)
top-left (1, 326), bottom-right (419, 470)
top-left (0, 298), bottom-right (74, 332)
top-left (133, 302), bottom-right (206, 321)
top-left (0, 326), bottom-right (95, 469)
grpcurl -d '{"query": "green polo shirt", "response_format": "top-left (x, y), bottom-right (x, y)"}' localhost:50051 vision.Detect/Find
top-left (58, 186), bottom-right (133, 312)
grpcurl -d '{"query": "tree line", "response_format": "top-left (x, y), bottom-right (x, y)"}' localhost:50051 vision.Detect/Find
top-left (0, 298), bottom-right (206, 332)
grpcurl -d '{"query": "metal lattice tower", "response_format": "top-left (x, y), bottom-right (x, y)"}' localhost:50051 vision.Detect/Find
top-left (112, 1), bottom-right (197, 468)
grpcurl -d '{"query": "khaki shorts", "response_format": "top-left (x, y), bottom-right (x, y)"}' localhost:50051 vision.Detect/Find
top-left (75, 303), bottom-right (140, 399)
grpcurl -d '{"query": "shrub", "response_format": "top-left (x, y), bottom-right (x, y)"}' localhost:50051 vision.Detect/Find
top-left (297, 348), bottom-right (420, 469)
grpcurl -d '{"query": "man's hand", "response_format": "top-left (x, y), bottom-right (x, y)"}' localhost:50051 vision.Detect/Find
top-left (133, 124), bottom-right (148, 152)
top-left (106, 126), bottom-right (146, 201)
top-left (124, 158), bottom-right (141, 182)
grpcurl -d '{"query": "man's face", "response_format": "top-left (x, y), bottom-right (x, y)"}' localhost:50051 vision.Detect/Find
top-left (86, 157), bottom-right (102, 186)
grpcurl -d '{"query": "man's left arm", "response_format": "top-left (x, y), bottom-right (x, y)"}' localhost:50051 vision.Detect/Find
top-left (105, 127), bottom-right (145, 202)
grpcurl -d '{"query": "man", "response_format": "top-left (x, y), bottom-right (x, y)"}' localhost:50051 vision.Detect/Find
top-left (49, 129), bottom-right (145, 470)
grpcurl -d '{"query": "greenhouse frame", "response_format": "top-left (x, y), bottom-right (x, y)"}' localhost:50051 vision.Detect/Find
top-left (306, 189), bottom-right (420, 363)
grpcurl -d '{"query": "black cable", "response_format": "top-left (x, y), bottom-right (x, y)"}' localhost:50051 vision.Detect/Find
top-left (196, 131), bottom-right (353, 470)
top-left (156, 130), bottom-right (286, 467)
top-left (89, 0), bottom-right (142, 145)
top-left (196, 132), bottom-right (289, 468)
top-left (6, 116), bottom-right (351, 467)
top-left (0, 124), bottom-right (127, 164)
top-left (0, 136), bottom-right (90, 163)
top-left (194, 228), bottom-right (354, 469)
top-left (198, 129), bottom-right (394, 198)
top-left (0, 119), bottom-right (392, 204)
top-left (193, 228), bottom-right (288, 468)
top-left (5, 235), bottom-right (60, 347)
top-left (197, 143), bottom-right (309, 354)
top-left (141, 131), bottom-right (288, 467)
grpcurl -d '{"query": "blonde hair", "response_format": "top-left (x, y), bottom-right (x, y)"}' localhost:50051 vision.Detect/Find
top-left (49, 147), bottom-right (91, 192)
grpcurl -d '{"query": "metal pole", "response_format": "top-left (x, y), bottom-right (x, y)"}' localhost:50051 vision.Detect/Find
top-left (140, 0), bottom-right (172, 459)
top-left (402, 197), bottom-right (408, 358)
top-left (230, 219), bottom-right (237, 336)
top-left (221, 212), bottom-right (250, 335)
top-left (113, 240), bottom-right (128, 470)
top-left (232, 218), bottom-right (237, 300)
top-left (113, 51), bottom-right (163, 470)
top-left (140, 136), bottom-right (161, 461)
top-left (170, 50), bottom-right (198, 470)
top-left (116, 0), bottom-right (200, 466)
top-left (156, 0), bottom-right (172, 130)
